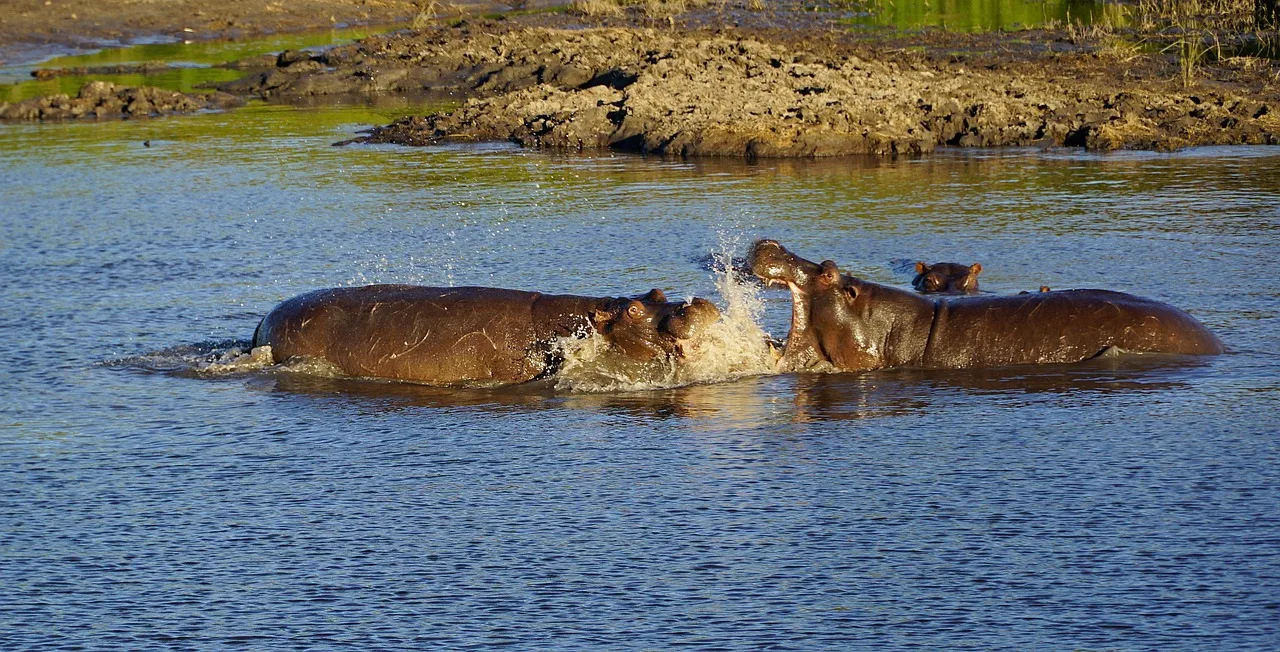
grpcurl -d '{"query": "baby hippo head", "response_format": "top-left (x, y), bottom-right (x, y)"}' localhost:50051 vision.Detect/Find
top-left (593, 290), bottom-right (720, 361)
top-left (912, 261), bottom-right (982, 294)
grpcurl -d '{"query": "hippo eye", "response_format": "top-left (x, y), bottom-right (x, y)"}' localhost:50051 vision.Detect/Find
top-left (626, 302), bottom-right (645, 319)
top-left (844, 285), bottom-right (859, 301)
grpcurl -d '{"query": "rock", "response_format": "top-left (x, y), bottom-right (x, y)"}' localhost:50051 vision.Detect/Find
top-left (0, 82), bottom-right (243, 121)
top-left (276, 49), bottom-right (313, 67)
top-left (311, 23), bottom-right (1280, 156)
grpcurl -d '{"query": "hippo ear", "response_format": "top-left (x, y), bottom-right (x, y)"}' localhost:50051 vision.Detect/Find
top-left (969, 263), bottom-right (982, 275)
top-left (819, 260), bottom-right (841, 286)
top-left (915, 261), bottom-right (928, 274)
top-left (640, 288), bottom-right (666, 303)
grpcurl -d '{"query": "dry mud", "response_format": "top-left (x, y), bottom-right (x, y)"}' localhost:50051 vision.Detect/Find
top-left (214, 20), bottom-right (1280, 155)
top-left (0, 80), bottom-right (242, 120)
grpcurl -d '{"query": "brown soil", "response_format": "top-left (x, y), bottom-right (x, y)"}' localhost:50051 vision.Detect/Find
top-left (245, 18), bottom-right (1278, 154)
top-left (0, 79), bottom-right (241, 119)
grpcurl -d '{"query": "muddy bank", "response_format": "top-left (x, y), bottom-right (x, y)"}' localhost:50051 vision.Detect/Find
top-left (0, 0), bottom-right (504, 66)
top-left (273, 21), bottom-right (1278, 155)
top-left (0, 80), bottom-right (242, 120)
top-left (7, 1), bottom-right (1279, 154)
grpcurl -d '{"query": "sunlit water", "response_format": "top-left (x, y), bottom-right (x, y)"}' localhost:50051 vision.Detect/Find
top-left (2, 103), bottom-right (1278, 650)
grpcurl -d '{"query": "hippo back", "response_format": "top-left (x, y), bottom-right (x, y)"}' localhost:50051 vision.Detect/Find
top-left (255, 285), bottom-right (550, 385)
top-left (922, 289), bottom-right (1225, 368)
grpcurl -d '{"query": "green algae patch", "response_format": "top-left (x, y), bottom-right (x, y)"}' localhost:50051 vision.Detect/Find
top-left (839, 0), bottom-right (1126, 33)
top-left (1, 26), bottom-right (394, 103)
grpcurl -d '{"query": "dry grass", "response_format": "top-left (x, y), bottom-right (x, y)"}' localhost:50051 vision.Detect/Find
top-left (411, 0), bottom-right (465, 29)
top-left (1099, 34), bottom-right (1148, 61)
top-left (1136, 0), bottom-right (1257, 31)
top-left (1124, 0), bottom-right (1265, 88)
top-left (570, 0), bottom-right (716, 19)
top-left (571, 0), bottom-right (624, 17)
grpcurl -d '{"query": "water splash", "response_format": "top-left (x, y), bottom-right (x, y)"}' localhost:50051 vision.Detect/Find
top-left (196, 345), bottom-right (276, 374)
top-left (118, 342), bottom-right (347, 379)
top-left (108, 340), bottom-right (263, 374)
top-left (553, 235), bottom-right (777, 392)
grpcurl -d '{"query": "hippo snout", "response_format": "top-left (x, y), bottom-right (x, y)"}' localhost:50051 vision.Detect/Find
top-left (748, 240), bottom-right (789, 283)
top-left (748, 239), bottom-right (819, 287)
top-left (663, 298), bottom-right (720, 340)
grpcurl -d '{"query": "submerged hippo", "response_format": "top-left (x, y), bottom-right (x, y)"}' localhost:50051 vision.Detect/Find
top-left (749, 240), bottom-right (1223, 372)
top-left (253, 285), bottom-right (720, 386)
top-left (912, 261), bottom-right (982, 294)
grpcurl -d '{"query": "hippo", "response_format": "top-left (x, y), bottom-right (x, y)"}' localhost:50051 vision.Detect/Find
top-left (253, 284), bottom-right (721, 386)
top-left (912, 261), bottom-right (982, 294)
top-left (749, 240), bottom-right (1224, 372)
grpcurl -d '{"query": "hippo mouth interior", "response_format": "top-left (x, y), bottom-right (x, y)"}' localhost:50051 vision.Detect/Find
top-left (785, 281), bottom-right (810, 340)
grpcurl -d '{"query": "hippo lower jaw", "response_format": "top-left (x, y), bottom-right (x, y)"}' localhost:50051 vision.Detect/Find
top-left (777, 281), bottom-right (818, 371)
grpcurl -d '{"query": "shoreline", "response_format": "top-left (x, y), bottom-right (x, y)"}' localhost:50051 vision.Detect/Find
top-left (2, 2), bottom-right (1278, 155)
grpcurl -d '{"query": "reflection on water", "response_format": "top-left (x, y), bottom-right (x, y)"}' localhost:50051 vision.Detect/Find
top-left (844, 0), bottom-right (1124, 32)
top-left (237, 348), bottom-right (1214, 430)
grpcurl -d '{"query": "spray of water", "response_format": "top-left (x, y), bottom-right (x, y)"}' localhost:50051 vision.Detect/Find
top-left (553, 233), bottom-right (778, 392)
top-left (197, 345), bottom-right (276, 374)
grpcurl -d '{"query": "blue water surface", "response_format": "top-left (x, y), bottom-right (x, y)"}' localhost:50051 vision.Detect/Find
top-left (1, 105), bottom-right (1278, 650)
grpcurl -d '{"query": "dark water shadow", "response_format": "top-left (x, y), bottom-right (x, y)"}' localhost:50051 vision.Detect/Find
top-left (785, 353), bottom-right (1213, 421)
top-left (250, 372), bottom-right (559, 412)
top-left (233, 351), bottom-right (1215, 428)
top-left (251, 371), bottom-right (788, 426)
top-left (113, 337), bottom-right (1213, 422)
top-left (884, 353), bottom-right (1213, 394)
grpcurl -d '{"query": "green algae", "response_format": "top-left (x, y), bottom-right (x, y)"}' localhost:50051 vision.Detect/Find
top-left (1, 26), bottom-right (395, 103)
top-left (841, 0), bottom-right (1127, 32)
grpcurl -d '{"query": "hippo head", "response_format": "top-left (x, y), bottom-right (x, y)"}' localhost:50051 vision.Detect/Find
top-left (592, 289), bottom-right (721, 361)
top-left (912, 261), bottom-right (981, 294)
top-left (750, 240), bottom-right (926, 372)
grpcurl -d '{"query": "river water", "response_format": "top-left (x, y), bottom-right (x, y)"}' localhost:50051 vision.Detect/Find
top-left (2, 102), bottom-right (1278, 650)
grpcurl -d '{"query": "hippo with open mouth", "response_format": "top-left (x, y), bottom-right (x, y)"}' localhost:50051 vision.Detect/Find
top-left (749, 240), bottom-right (1224, 372)
top-left (253, 285), bottom-right (720, 386)
top-left (912, 261), bottom-right (982, 294)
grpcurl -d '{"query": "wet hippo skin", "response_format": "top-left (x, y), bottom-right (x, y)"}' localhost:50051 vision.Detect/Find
top-left (750, 240), bottom-right (1224, 372)
top-left (912, 261), bottom-right (981, 294)
top-left (253, 285), bottom-right (720, 385)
